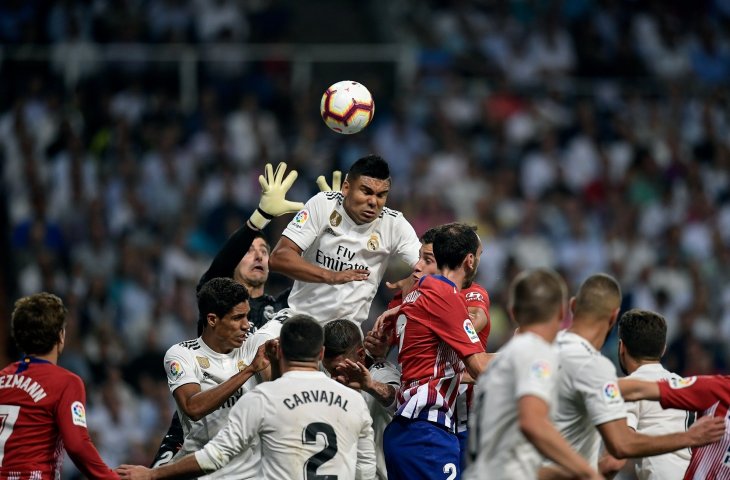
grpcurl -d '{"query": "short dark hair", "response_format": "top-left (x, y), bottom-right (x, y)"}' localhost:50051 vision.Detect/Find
top-left (11, 292), bottom-right (67, 355)
top-left (323, 319), bottom-right (362, 359)
top-left (433, 223), bottom-right (479, 270)
top-left (197, 278), bottom-right (250, 333)
top-left (618, 309), bottom-right (667, 360)
top-left (509, 269), bottom-right (567, 326)
top-left (346, 154), bottom-right (390, 183)
top-left (574, 273), bottom-right (622, 318)
top-left (420, 227), bottom-right (439, 245)
top-left (280, 314), bottom-right (324, 362)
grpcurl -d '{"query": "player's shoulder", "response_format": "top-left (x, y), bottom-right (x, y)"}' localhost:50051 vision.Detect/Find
top-left (166, 338), bottom-right (202, 356)
top-left (380, 206), bottom-right (403, 220)
top-left (318, 190), bottom-right (344, 205)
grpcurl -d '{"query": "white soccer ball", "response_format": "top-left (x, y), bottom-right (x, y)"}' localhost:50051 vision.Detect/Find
top-left (320, 80), bottom-right (375, 134)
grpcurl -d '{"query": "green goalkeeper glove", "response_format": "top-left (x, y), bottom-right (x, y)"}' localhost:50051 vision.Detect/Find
top-left (248, 163), bottom-right (304, 230)
top-left (316, 170), bottom-right (342, 192)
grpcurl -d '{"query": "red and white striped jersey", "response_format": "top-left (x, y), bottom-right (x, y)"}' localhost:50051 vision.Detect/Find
top-left (395, 275), bottom-right (485, 431)
top-left (455, 283), bottom-right (491, 432)
top-left (659, 375), bottom-right (730, 480)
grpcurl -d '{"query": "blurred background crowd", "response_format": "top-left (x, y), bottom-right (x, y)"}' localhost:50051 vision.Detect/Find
top-left (1, 0), bottom-right (729, 476)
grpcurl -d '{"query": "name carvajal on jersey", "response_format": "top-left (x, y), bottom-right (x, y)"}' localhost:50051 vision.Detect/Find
top-left (283, 389), bottom-right (350, 412)
top-left (315, 245), bottom-right (370, 272)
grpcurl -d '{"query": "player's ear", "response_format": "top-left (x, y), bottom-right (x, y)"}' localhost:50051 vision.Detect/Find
top-left (317, 346), bottom-right (325, 361)
top-left (207, 313), bottom-right (217, 328)
top-left (356, 345), bottom-right (366, 362)
top-left (569, 296), bottom-right (577, 315)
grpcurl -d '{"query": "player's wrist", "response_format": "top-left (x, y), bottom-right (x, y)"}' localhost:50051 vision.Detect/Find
top-left (249, 208), bottom-right (273, 230)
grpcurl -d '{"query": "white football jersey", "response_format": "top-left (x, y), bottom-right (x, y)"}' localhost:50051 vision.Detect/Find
top-left (282, 191), bottom-right (420, 326)
top-left (195, 370), bottom-right (376, 480)
top-left (365, 361), bottom-right (400, 480)
top-left (164, 338), bottom-right (259, 479)
top-left (553, 330), bottom-right (627, 466)
top-left (625, 363), bottom-right (692, 480)
top-left (464, 332), bottom-right (559, 480)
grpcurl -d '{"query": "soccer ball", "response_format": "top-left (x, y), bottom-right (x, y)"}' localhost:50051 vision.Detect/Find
top-left (320, 80), bottom-right (375, 134)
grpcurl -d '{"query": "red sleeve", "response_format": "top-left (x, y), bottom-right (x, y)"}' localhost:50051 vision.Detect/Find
top-left (462, 284), bottom-right (491, 347)
top-left (427, 286), bottom-right (485, 359)
top-left (659, 376), bottom-right (723, 412)
top-left (56, 375), bottom-right (119, 479)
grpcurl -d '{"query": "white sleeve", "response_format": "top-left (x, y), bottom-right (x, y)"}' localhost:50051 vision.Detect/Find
top-left (195, 389), bottom-right (265, 472)
top-left (513, 342), bottom-right (558, 405)
top-left (355, 400), bottom-right (377, 480)
top-left (575, 357), bottom-right (627, 426)
top-left (369, 361), bottom-right (400, 386)
top-left (242, 322), bottom-right (281, 365)
top-left (164, 344), bottom-right (199, 392)
top-left (625, 400), bottom-right (640, 431)
top-left (281, 193), bottom-right (326, 251)
top-left (392, 215), bottom-right (420, 268)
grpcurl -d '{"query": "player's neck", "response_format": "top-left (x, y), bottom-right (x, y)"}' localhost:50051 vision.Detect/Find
top-left (567, 320), bottom-right (609, 351)
top-left (247, 283), bottom-right (264, 299)
top-left (522, 322), bottom-right (560, 343)
top-left (200, 333), bottom-right (233, 354)
top-left (628, 357), bottom-right (659, 374)
top-left (439, 268), bottom-right (465, 292)
top-left (29, 348), bottom-right (59, 365)
top-left (281, 359), bottom-right (320, 374)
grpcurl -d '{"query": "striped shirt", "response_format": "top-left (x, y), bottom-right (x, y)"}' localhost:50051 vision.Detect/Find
top-left (395, 275), bottom-right (485, 430)
top-left (659, 375), bottom-right (730, 480)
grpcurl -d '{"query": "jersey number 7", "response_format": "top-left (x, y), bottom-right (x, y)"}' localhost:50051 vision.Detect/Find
top-left (0, 405), bottom-right (21, 466)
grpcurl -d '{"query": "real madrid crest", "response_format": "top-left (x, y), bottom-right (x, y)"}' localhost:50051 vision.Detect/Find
top-left (196, 356), bottom-right (210, 369)
top-left (329, 210), bottom-right (342, 227)
top-left (367, 234), bottom-right (379, 251)
top-left (237, 360), bottom-right (247, 371)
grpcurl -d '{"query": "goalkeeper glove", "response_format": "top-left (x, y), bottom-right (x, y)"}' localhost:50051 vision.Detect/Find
top-left (248, 163), bottom-right (304, 230)
top-left (316, 170), bottom-right (342, 192)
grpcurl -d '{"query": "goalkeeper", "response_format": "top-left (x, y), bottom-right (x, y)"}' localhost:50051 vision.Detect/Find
top-left (150, 162), bottom-right (309, 468)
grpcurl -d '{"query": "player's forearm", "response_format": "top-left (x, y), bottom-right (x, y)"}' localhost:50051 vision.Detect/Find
top-left (609, 429), bottom-right (697, 459)
top-left (362, 380), bottom-right (396, 409)
top-left (151, 454), bottom-right (205, 480)
top-left (522, 418), bottom-right (597, 479)
top-left (463, 351), bottom-right (490, 378)
top-left (269, 248), bottom-right (335, 283)
top-left (617, 378), bottom-right (660, 402)
top-left (182, 369), bottom-right (256, 421)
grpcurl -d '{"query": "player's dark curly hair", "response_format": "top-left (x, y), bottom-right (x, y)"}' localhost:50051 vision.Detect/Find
top-left (433, 222), bottom-right (479, 270)
top-left (323, 319), bottom-right (362, 359)
top-left (197, 277), bottom-right (250, 333)
top-left (280, 314), bottom-right (324, 362)
top-left (420, 226), bottom-right (439, 245)
top-left (509, 269), bottom-right (567, 327)
top-left (11, 292), bottom-right (67, 355)
top-left (618, 309), bottom-right (667, 360)
top-left (346, 154), bottom-right (390, 182)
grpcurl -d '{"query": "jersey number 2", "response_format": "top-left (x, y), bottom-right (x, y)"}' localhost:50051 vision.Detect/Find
top-left (0, 405), bottom-right (20, 466)
top-left (302, 422), bottom-right (338, 480)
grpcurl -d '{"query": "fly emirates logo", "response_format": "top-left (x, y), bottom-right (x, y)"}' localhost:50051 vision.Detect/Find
top-left (315, 245), bottom-right (370, 272)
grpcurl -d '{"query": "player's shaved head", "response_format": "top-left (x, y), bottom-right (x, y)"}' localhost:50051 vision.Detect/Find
top-left (323, 319), bottom-right (362, 359)
top-left (11, 292), bottom-right (67, 355)
top-left (573, 273), bottom-right (622, 320)
top-left (509, 269), bottom-right (567, 327)
top-left (280, 314), bottom-right (324, 362)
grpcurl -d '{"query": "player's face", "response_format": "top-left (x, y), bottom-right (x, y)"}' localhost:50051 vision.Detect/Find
top-left (321, 348), bottom-right (361, 377)
top-left (342, 175), bottom-right (390, 225)
top-left (214, 301), bottom-right (251, 350)
top-left (234, 238), bottom-right (270, 289)
top-left (413, 243), bottom-right (438, 281)
top-left (464, 241), bottom-right (483, 286)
